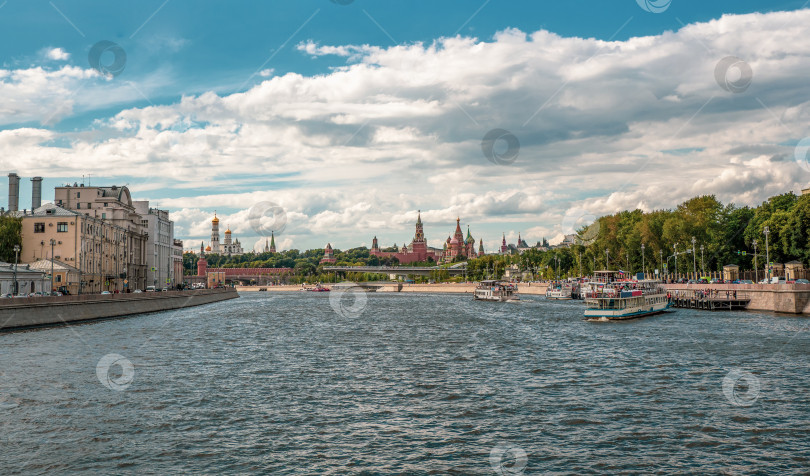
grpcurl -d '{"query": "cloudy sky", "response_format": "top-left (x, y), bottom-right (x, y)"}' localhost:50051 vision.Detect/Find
top-left (1, 0), bottom-right (809, 253)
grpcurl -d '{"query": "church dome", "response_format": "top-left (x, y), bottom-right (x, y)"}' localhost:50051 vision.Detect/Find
top-left (212, 214), bottom-right (219, 224)
top-left (205, 245), bottom-right (212, 251)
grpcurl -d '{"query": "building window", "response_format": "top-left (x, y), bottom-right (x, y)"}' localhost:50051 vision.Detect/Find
top-left (77, 192), bottom-right (80, 198)
top-left (34, 223), bottom-right (45, 233)
top-left (102, 213), bottom-right (106, 219)
top-left (57, 222), bottom-right (68, 232)
top-left (56, 275), bottom-right (62, 283)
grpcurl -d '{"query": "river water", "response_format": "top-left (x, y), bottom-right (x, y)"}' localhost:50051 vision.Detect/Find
top-left (1, 292), bottom-right (809, 474)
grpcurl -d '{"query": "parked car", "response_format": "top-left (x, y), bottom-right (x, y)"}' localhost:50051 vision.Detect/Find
top-left (145, 286), bottom-right (156, 292)
top-left (161, 287), bottom-right (168, 292)
top-left (133, 289), bottom-right (143, 293)
top-left (100, 291), bottom-right (111, 295)
top-left (710, 278), bottom-right (725, 284)
top-left (739, 280), bottom-right (754, 284)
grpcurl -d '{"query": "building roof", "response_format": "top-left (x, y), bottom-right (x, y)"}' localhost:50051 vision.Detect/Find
top-left (28, 259), bottom-right (81, 273)
top-left (13, 203), bottom-right (83, 218)
top-left (0, 261), bottom-right (47, 276)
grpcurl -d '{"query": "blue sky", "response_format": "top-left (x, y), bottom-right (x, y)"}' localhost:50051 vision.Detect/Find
top-left (1, 1), bottom-right (809, 252)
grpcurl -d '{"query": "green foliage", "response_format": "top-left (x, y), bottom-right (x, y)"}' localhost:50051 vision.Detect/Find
top-left (0, 216), bottom-right (22, 263)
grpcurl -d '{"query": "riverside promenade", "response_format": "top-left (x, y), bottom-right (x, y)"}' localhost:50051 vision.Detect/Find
top-left (0, 288), bottom-right (239, 331)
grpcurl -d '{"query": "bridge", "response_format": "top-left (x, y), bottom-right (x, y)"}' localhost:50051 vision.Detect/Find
top-left (323, 264), bottom-right (467, 277)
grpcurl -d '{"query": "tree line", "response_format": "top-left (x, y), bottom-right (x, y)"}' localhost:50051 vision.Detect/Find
top-left (181, 192), bottom-right (810, 282)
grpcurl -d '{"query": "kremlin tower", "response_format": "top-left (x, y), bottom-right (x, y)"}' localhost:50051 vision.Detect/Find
top-left (210, 213), bottom-right (221, 254)
top-left (264, 231), bottom-right (277, 253)
top-left (320, 243), bottom-right (337, 264)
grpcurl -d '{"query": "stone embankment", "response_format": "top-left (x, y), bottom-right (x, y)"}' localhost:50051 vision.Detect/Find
top-left (0, 288), bottom-right (239, 331)
top-left (664, 283), bottom-right (810, 314)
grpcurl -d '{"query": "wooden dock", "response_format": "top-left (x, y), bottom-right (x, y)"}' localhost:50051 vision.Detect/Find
top-left (668, 291), bottom-right (750, 311)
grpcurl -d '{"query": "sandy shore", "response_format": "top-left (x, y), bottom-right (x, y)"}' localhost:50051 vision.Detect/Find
top-left (236, 283), bottom-right (549, 295)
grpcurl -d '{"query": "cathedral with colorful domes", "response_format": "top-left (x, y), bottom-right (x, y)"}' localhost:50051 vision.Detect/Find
top-left (369, 211), bottom-right (483, 264)
top-left (200, 213), bottom-right (245, 256)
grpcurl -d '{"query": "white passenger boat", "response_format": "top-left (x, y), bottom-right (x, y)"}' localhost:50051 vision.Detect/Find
top-left (474, 280), bottom-right (519, 302)
top-left (545, 282), bottom-right (573, 300)
top-left (583, 271), bottom-right (670, 321)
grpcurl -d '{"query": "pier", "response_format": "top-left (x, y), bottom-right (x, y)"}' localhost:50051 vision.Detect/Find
top-left (668, 290), bottom-right (751, 311)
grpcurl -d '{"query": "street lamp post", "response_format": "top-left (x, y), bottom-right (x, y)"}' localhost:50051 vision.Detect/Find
top-left (673, 243), bottom-right (678, 280)
top-left (49, 239), bottom-right (55, 295)
top-left (700, 244), bottom-right (705, 276)
top-left (659, 249), bottom-right (663, 278)
top-left (752, 239), bottom-right (758, 283)
top-left (691, 236), bottom-right (697, 279)
top-left (641, 243), bottom-right (645, 279)
top-left (763, 226), bottom-right (770, 281)
top-left (12, 244), bottom-right (20, 295)
top-left (605, 249), bottom-right (610, 270)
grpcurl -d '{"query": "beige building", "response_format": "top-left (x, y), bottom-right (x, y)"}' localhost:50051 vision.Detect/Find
top-left (18, 203), bottom-right (145, 293)
top-left (29, 259), bottom-right (81, 295)
top-left (172, 239), bottom-right (184, 287)
top-left (53, 184), bottom-right (147, 291)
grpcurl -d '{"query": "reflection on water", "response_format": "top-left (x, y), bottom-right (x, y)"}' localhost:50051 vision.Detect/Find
top-left (1, 293), bottom-right (808, 474)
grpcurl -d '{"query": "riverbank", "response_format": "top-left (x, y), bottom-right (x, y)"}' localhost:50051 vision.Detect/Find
top-left (236, 283), bottom-right (550, 295)
top-left (0, 288), bottom-right (239, 331)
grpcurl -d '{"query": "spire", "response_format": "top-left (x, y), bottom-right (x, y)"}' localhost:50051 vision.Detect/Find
top-left (270, 231), bottom-right (276, 250)
top-left (479, 238), bottom-right (484, 254)
top-left (416, 210), bottom-right (422, 225)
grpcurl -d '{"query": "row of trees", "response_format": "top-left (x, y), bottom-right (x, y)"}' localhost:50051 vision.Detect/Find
top-left (460, 193), bottom-right (810, 280)
top-left (180, 192), bottom-right (810, 282)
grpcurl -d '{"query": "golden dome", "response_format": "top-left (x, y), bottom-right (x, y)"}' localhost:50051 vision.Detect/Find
top-left (212, 213), bottom-right (219, 224)
top-left (225, 226), bottom-right (231, 234)
top-left (205, 245), bottom-right (212, 251)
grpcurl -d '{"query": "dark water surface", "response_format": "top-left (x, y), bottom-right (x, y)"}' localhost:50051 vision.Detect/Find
top-left (1, 292), bottom-right (809, 474)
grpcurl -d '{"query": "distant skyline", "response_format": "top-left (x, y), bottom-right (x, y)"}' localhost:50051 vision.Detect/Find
top-left (1, 1), bottom-right (809, 252)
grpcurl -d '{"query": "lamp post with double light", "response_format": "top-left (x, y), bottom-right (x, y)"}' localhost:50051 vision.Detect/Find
top-left (763, 226), bottom-right (770, 281)
top-left (12, 244), bottom-right (20, 295)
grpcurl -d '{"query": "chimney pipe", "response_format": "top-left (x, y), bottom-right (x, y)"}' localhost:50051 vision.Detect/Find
top-left (31, 176), bottom-right (43, 210)
top-left (8, 173), bottom-right (20, 212)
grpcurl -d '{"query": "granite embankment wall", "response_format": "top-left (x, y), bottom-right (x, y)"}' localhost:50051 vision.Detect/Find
top-left (0, 288), bottom-right (239, 331)
top-left (664, 284), bottom-right (810, 314)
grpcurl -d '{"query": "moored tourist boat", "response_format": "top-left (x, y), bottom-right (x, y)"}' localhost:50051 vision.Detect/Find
top-left (584, 271), bottom-right (669, 320)
top-left (474, 280), bottom-right (519, 302)
top-left (545, 281), bottom-right (573, 300)
top-left (306, 284), bottom-right (331, 292)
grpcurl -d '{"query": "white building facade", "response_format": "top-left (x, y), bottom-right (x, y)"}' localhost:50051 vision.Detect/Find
top-left (133, 201), bottom-right (174, 289)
